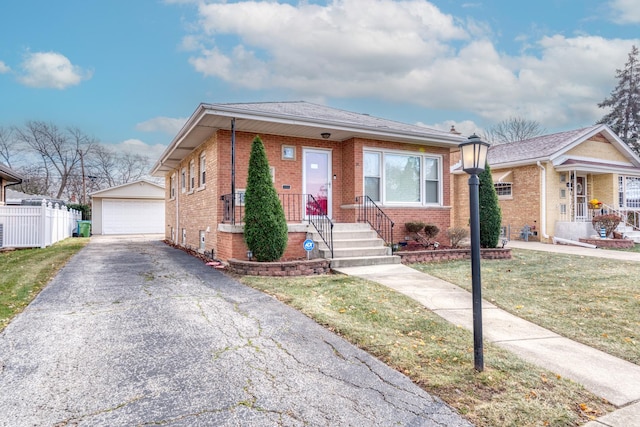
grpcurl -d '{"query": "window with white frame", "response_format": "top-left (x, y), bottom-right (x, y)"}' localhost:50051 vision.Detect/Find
top-left (189, 160), bottom-right (195, 191)
top-left (181, 168), bottom-right (186, 193)
top-left (619, 176), bottom-right (640, 208)
top-left (364, 152), bottom-right (381, 202)
top-left (200, 153), bottom-right (206, 186)
top-left (424, 157), bottom-right (439, 203)
top-left (363, 149), bottom-right (442, 205)
top-left (170, 174), bottom-right (176, 199)
top-left (494, 182), bottom-right (513, 197)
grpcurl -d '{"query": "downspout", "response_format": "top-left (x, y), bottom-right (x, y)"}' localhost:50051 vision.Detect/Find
top-left (231, 118), bottom-right (236, 224)
top-left (175, 168), bottom-right (179, 243)
top-left (536, 161), bottom-right (550, 239)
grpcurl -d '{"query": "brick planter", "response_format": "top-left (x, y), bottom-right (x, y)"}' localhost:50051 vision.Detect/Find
top-left (397, 247), bottom-right (512, 264)
top-left (227, 258), bottom-right (331, 276)
top-left (579, 238), bottom-right (635, 249)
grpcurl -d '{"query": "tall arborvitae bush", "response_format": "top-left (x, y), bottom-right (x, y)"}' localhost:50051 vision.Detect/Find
top-left (243, 136), bottom-right (288, 261)
top-left (478, 163), bottom-right (502, 248)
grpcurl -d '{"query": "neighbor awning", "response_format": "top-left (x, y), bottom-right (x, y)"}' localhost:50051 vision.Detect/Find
top-left (493, 170), bottom-right (513, 183)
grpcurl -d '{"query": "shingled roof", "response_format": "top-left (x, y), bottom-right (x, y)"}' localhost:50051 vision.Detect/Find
top-left (152, 101), bottom-right (466, 175)
top-left (211, 101), bottom-right (456, 138)
top-left (488, 125), bottom-right (601, 165)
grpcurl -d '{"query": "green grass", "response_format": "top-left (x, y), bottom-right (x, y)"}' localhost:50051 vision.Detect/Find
top-left (413, 249), bottom-right (640, 365)
top-left (237, 274), bottom-right (613, 427)
top-left (0, 238), bottom-right (88, 330)
top-left (605, 243), bottom-right (640, 252)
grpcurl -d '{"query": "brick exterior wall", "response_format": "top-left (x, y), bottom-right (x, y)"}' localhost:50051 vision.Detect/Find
top-left (164, 129), bottom-right (456, 261)
top-left (453, 164), bottom-right (543, 241)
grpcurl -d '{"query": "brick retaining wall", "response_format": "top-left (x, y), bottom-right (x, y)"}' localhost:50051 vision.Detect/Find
top-left (579, 238), bottom-right (635, 249)
top-left (227, 258), bottom-right (331, 276)
top-left (397, 248), bottom-right (512, 263)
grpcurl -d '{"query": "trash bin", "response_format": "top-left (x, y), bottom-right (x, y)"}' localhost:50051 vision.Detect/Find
top-left (77, 220), bottom-right (92, 237)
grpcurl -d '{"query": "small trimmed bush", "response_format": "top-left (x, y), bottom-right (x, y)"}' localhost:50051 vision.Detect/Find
top-left (592, 214), bottom-right (622, 238)
top-left (405, 221), bottom-right (426, 233)
top-left (446, 227), bottom-right (469, 248)
top-left (423, 224), bottom-right (440, 240)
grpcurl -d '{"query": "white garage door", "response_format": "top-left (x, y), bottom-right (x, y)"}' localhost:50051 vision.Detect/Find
top-left (102, 199), bottom-right (165, 234)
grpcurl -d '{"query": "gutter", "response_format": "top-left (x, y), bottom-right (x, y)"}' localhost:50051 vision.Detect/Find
top-left (536, 161), bottom-right (550, 239)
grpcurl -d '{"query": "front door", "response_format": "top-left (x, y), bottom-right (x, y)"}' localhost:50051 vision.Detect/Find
top-left (303, 149), bottom-right (332, 218)
top-left (575, 175), bottom-right (587, 220)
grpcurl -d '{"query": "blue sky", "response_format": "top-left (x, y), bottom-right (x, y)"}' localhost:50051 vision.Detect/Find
top-left (1, 0), bottom-right (639, 160)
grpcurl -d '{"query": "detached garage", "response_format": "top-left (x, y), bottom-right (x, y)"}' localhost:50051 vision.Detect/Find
top-left (90, 180), bottom-right (165, 235)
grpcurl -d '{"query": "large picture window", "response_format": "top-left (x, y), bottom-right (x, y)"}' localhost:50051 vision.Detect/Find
top-left (363, 149), bottom-right (442, 206)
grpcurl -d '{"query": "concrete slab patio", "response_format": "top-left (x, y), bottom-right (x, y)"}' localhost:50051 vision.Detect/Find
top-left (0, 235), bottom-right (471, 427)
top-left (334, 243), bottom-right (640, 427)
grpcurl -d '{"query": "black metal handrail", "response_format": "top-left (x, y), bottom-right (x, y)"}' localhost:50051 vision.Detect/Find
top-left (220, 192), bottom-right (334, 257)
top-left (221, 193), bottom-right (310, 224)
top-left (305, 194), bottom-right (334, 258)
top-left (356, 195), bottom-right (394, 246)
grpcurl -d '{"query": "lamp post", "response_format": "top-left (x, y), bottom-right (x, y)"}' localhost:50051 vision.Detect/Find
top-left (459, 134), bottom-right (490, 372)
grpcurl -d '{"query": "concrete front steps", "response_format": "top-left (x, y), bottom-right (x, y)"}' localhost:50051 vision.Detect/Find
top-left (308, 222), bottom-right (400, 268)
top-left (617, 225), bottom-right (640, 243)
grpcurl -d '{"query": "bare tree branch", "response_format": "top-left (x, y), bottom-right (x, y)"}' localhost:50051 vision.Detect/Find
top-left (483, 117), bottom-right (546, 145)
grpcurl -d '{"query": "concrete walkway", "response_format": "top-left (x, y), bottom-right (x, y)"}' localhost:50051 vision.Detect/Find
top-left (0, 235), bottom-right (470, 427)
top-left (334, 242), bottom-right (640, 427)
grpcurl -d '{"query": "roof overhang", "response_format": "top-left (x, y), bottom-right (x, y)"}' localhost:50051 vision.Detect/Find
top-left (151, 103), bottom-right (466, 176)
top-left (0, 164), bottom-right (23, 184)
top-left (554, 158), bottom-right (640, 176)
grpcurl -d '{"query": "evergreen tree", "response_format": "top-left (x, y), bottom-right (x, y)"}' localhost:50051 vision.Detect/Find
top-left (478, 163), bottom-right (502, 248)
top-left (243, 136), bottom-right (288, 261)
top-left (598, 45), bottom-right (640, 153)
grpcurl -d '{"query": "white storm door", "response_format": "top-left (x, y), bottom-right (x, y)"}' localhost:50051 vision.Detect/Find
top-left (303, 148), bottom-right (332, 218)
top-left (575, 175), bottom-right (587, 220)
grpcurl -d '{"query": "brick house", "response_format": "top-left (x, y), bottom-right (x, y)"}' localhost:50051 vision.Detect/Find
top-left (150, 101), bottom-right (466, 266)
top-left (0, 163), bottom-right (22, 206)
top-left (452, 124), bottom-right (640, 243)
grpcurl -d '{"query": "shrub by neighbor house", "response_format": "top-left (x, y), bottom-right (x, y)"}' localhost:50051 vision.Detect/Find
top-left (243, 136), bottom-right (288, 261)
top-left (479, 163), bottom-right (502, 248)
top-left (592, 214), bottom-right (622, 238)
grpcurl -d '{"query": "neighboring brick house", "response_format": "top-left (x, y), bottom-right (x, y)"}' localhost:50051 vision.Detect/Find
top-left (0, 163), bottom-right (22, 206)
top-left (150, 101), bottom-right (466, 263)
top-left (452, 124), bottom-right (640, 243)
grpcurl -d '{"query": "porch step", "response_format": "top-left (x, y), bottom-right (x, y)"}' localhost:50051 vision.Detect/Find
top-left (617, 224), bottom-right (640, 243)
top-left (623, 231), bottom-right (640, 243)
top-left (329, 255), bottom-right (401, 268)
top-left (309, 222), bottom-right (397, 268)
top-left (319, 246), bottom-right (391, 258)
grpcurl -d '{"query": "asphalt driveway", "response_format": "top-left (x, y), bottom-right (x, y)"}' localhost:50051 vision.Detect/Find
top-left (0, 236), bottom-right (471, 426)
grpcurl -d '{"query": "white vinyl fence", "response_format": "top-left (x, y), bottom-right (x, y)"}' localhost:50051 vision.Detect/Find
top-left (0, 200), bottom-right (82, 248)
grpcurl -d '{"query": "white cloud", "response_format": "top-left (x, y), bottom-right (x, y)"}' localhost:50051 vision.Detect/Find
top-left (115, 139), bottom-right (168, 159)
top-left (0, 61), bottom-right (10, 73)
top-left (136, 116), bottom-right (188, 135)
top-left (180, 0), bottom-right (639, 129)
top-left (18, 52), bottom-right (92, 89)
top-left (609, 0), bottom-right (640, 24)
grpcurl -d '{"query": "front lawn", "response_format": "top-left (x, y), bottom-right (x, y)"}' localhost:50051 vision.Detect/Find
top-left (0, 238), bottom-right (88, 330)
top-left (238, 273), bottom-right (613, 427)
top-left (414, 248), bottom-right (640, 365)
